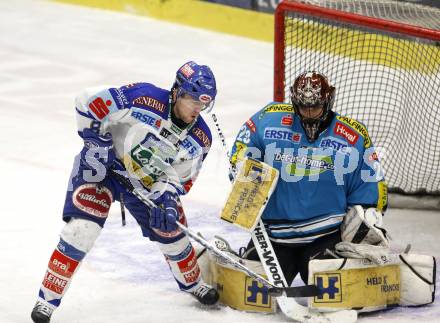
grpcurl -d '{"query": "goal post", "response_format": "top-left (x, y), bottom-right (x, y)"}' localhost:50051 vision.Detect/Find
top-left (274, 0), bottom-right (440, 196)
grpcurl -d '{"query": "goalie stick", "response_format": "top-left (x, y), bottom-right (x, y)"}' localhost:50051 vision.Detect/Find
top-left (110, 169), bottom-right (319, 298)
top-left (210, 113), bottom-right (357, 323)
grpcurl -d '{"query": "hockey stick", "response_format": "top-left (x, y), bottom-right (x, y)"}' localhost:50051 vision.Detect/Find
top-left (110, 169), bottom-right (319, 298)
top-left (210, 113), bottom-right (357, 323)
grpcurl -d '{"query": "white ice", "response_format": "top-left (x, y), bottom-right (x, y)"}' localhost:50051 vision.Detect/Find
top-left (0, 1), bottom-right (438, 322)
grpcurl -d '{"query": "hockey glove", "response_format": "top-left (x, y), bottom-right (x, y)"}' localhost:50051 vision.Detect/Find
top-left (80, 128), bottom-right (116, 170)
top-left (150, 192), bottom-right (179, 232)
top-left (341, 205), bottom-right (389, 247)
top-left (335, 241), bottom-right (391, 266)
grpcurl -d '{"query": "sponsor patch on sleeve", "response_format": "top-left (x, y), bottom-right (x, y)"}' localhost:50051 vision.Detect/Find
top-left (87, 90), bottom-right (120, 120)
top-left (191, 127), bottom-right (211, 147)
top-left (334, 122), bottom-right (359, 145)
top-left (246, 119), bottom-right (256, 133)
top-left (336, 116), bottom-right (372, 148)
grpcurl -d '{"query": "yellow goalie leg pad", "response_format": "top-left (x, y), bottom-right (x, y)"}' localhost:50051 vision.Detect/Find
top-left (308, 254), bottom-right (436, 312)
top-left (220, 158), bottom-right (279, 232)
top-left (196, 244), bottom-right (276, 313)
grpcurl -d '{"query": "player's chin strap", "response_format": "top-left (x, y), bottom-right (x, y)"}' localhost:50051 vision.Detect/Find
top-left (209, 113), bottom-right (357, 323)
top-left (109, 169), bottom-right (319, 298)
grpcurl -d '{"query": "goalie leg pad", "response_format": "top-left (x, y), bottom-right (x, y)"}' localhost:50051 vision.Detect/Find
top-left (308, 253), bottom-right (436, 312)
top-left (196, 236), bottom-right (276, 313)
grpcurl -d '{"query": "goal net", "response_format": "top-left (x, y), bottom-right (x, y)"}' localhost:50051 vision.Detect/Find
top-left (274, 0), bottom-right (440, 196)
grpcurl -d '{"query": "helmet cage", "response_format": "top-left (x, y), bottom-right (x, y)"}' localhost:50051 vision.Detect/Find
top-left (290, 71), bottom-right (335, 141)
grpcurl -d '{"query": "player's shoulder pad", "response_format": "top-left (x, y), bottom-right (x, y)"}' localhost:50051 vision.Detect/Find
top-left (256, 101), bottom-right (294, 120)
top-left (189, 116), bottom-right (212, 149)
top-left (121, 82), bottom-right (170, 118)
top-left (334, 113), bottom-right (372, 148)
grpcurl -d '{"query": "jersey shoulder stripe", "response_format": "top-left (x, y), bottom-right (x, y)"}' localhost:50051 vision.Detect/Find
top-left (335, 114), bottom-right (372, 148)
top-left (122, 83), bottom-right (170, 118)
top-left (256, 102), bottom-right (294, 120)
top-left (190, 116), bottom-right (212, 149)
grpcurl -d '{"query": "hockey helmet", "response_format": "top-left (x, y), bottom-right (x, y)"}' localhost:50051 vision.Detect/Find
top-left (172, 61), bottom-right (217, 113)
top-left (290, 71), bottom-right (335, 142)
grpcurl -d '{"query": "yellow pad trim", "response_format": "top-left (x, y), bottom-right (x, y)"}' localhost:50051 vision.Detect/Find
top-left (221, 159), bottom-right (279, 232)
top-left (311, 265), bottom-right (400, 309)
top-left (216, 265), bottom-right (275, 313)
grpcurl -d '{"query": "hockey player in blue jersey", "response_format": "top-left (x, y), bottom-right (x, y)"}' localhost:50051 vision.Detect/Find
top-left (31, 61), bottom-right (219, 323)
top-left (231, 71), bottom-right (389, 285)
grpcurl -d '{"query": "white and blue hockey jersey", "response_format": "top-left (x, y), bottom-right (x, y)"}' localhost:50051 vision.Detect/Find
top-left (230, 102), bottom-right (388, 244)
top-left (75, 82), bottom-right (212, 195)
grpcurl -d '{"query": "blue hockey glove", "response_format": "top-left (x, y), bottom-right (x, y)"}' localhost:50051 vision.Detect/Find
top-left (80, 128), bottom-right (116, 170)
top-left (150, 192), bottom-right (179, 232)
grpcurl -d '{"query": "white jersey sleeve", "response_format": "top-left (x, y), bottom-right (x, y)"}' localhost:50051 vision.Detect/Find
top-left (75, 86), bottom-right (130, 135)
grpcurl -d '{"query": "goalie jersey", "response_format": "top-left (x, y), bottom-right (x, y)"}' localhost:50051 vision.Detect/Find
top-left (230, 102), bottom-right (388, 244)
top-left (75, 82), bottom-right (212, 195)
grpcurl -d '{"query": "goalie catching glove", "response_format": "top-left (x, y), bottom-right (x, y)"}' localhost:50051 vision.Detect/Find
top-left (337, 205), bottom-right (390, 265)
top-left (340, 205), bottom-right (389, 247)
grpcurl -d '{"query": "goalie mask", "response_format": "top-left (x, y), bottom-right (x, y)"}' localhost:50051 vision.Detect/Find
top-left (172, 61), bottom-right (217, 113)
top-left (290, 71), bottom-right (335, 142)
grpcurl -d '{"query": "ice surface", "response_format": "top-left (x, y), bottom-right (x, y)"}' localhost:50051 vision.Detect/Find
top-left (0, 1), bottom-right (438, 322)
